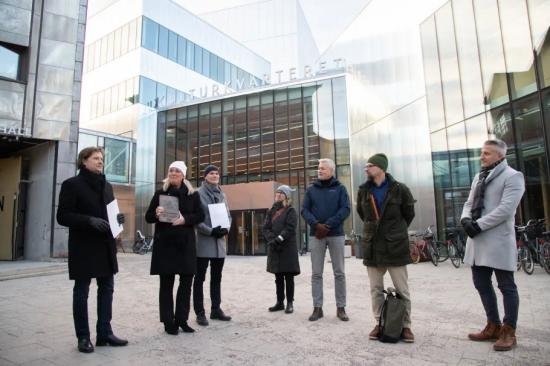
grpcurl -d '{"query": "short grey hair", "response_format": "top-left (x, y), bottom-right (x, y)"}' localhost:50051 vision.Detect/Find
top-left (484, 139), bottom-right (507, 157)
top-left (318, 158), bottom-right (336, 172)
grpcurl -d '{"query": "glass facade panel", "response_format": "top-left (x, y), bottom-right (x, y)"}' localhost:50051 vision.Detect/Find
top-left (113, 28), bottom-right (121, 59)
top-left (453, 0), bottom-right (485, 119)
top-left (177, 35), bottom-right (186, 65)
top-left (447, 122), bottom-right (470, 226)
top-left (474, 0), bottom-right (509, 108)
top-left (332, 77), bottom-right (350, 165)
top-left (288, 87), bottom-right (304, 171)
top-left (168, 31), bottom-right (178, 62)
top-left (260, 92), bottom-right (274, 175)
top-left (129, 18), bottom-right (138, 51)
top-left (166, 110), bottom-right (177, 165)
top-left (303, 84), bottom-right (320, 167)
top-left (156, 83), bottom-right (167, 108)
top-left (121, 24), bottom-right (129, 55)
top-left (194, 44), bottom-right (202, 73)
top-left (248, 96), bottom-right (261, 179)
top-left (106, 32), bottom-right (114, 62)
top-left (156, 112), bottom-right (166, 184)
top-left (0, 44), bottom-right (20, 80)
top-left (210, 53), bottom-right (218, 81)
top-left (218, 57), bottom-right (224, 84)
top-left (140, 77), bottom-right (156, 108)
top-left (274, 90), bottom-right (289, 172)
top-left (436, 3), bottom-right (464, 125)
top-left (222, 100), bottom-right (235, 177)
top-left (420, 16), bottom-right (446, 131)
top-left (487, 106), bottom-right (517, 168)
top-left (187, 106), bottom-right (198, 180)
top-left (198, 104), bottom-right (210, 175)
top-left (104, 138), bottom-right (130, 183)
top-left (234, 97), bottom-right (247, 176)
top-left (186, 40), bottom-right (194, 69)
top-left (465, 114), bottom-right (488, 175)
top-left (513, 96), bottom-right (550, 221)
top-left (202, 48), bottom-right (210, 78)
top-left (158, 25), bottom-right (169, 58)
top-left (431, 130), bottom-right (452, 228)
top-left (211, 102), bottom-right (222, 170)
top-left (316, 80), bottom-right (335, 161)
top-left (499, 0), bottom-right (537, 99)
top-left (176, 108), bottom-right (187, 162)
top-left (142, 17), bottom-right (158, 52)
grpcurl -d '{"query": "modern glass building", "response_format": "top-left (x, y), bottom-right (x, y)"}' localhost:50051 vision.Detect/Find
top-left (156, 74), bottom-right (352, 254)
top-left (421, 0), bottom-right (550, 230)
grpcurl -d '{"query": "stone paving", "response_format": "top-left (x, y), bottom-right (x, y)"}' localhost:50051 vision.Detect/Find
top-left (0, 253), bottom-right (549, 366)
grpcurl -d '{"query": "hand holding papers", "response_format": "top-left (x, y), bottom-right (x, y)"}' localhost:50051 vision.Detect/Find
top-left (159, 195), bottom-right (180, 223)
top-left (106, 199), bottom-right (123, 238)
top-left (208, 203), bottom-right (230, 229)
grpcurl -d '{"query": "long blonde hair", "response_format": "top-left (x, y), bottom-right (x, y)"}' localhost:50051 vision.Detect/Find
top-left (162, 176), bottom-right (195, 195)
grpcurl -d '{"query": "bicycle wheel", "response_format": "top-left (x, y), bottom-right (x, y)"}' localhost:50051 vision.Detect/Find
top-left (410, 243), bottom-right (420, 264)
top-left (522, 249), bottom-right (535, 275)
top-left (132, 240), bottom-right (143, 254)
top-left (428, 241), bottom-right (439, 266)
top-left (516, 246), bottom-right (524, 271)
top-left (437, 241), bottom-right (449, 262)
top-left (541, 242), bottom-right (550, 275)
top-left (449, 244), bottom-right (461, 268)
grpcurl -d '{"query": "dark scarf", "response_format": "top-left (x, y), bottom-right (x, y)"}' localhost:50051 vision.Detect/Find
top-left (270, 201), bottom-right (286, 223)
top-left (79, 167), bottom-right (106, 193)
top-left (201, 181), bottom-right (223, 203)
top-left (471, 159), bottom-right (504, 220)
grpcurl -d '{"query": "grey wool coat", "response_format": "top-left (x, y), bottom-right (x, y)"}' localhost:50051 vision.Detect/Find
top-left (460, 160), bottom-right (525, 271)
top-left (195, 182), bottom-right (232, 258)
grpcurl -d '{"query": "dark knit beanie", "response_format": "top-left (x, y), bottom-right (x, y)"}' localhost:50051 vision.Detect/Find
top-left (204, 165), bottom-right (219, 177)
top-left (367, 153), bottom-right (388, 172)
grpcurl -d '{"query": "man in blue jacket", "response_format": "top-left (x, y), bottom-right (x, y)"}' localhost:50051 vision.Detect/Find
top-left (302, 158), bottom-right (351, 321)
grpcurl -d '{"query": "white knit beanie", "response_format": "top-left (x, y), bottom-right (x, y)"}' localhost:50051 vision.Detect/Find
top-left (169, 161), bottom-right (187, 176)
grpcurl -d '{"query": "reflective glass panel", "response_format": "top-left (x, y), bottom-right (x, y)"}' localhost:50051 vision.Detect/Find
top-left (332, 77), bottom-right (350, 165)
top-left (168, 31), bottom-right (177, 61)
top-left (274, 90), bottom-right (289, 172)
top-left (158, 25), bottom-right (168, 58)
top-left (194, 44), bottom-right (202, 73)
top-left (211, 102), bottom-right (222, 170)
top-left (142, 17), bottom-right (158, 52)
top-left (177, 35), bottom-right (186, 65)
top-left (288, 87), bottom-right (304, 170)
top-left (316, 80), bottom-right (335, 161)
top-left (260, 92), bottom-right (274, 174)
top-left (202, 48), bottom-right (210, 77)
top-left (186, 41), bottom-right (194, 69)
top-left (0, 45), bottom-right (19, 79)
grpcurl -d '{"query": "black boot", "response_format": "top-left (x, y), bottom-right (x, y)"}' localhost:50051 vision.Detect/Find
top-left (269, 301), bottom-right (285, 312)
top-left (210, 308), bottom-right (232, 321)
top-left (95, 334), bottom-right (128, 347)
top-left (285, 301), bottom-right (294, 314)
top-left (78, 338), bottom-right (94, 353)
top-left (178, 321), bottom-right (195, 333)
top-left (163, 322), bottom-right (179, 335)
top-left (196, 312), bottom-right (209, 326)
top-left (308, 307), bottom-right (323, 321)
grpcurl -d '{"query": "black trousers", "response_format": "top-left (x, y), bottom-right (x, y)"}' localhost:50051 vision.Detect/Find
top-left (193, 257), bottom-right (225, 315)
top-left (73, 276), bottom-right (114, 340)
top-left (472, 265), bottom-right (519, 328)
top-left (159, 274), bottom-right (193, 324)
top-left (275, 273), bottom-right (295, 303)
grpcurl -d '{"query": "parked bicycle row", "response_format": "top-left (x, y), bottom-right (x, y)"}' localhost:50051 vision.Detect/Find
top-left (407, 220), bottom-right (550, 276)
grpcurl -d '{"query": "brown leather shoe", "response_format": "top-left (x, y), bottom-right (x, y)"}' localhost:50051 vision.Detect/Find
top-left (369, 325), bottom-right (380, 340)
top-left (468, 321), bottom-right (502, 341)
top-left (308, 307), bottom-right (323, 321)
top-left (401, 327), bottom-right (415, 343)
top-left (336, 307), bottom-right (349, 321)
top-left (493, 324), bottom-right (516, 351)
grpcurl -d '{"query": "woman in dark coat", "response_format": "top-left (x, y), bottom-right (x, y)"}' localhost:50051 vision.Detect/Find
top-left (145, 161), bottom-right (204, 335)
top-left (263, 185), bottom-right (301, 314)
top-left (57, 146), bottom-right (127, 353)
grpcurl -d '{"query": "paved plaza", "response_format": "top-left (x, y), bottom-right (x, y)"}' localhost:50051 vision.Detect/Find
top-left (0, 253), bottom-right (549, 366)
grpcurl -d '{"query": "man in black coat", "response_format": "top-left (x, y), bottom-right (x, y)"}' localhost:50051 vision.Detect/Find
top-left (57, 147), bottom-right (127, 353)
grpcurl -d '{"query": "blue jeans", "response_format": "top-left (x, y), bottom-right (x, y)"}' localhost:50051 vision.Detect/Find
top-left (73, 276), bottom-right (114, 340)
top-left (471, 265), bottom-right (519, 329)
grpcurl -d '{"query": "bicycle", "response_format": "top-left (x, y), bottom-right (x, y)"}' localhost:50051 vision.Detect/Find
top-left (515, 221), bottom-right (537, 275)
top-left (444, 228), bottom-right (465, 268)
top-left (133, 230), bottom-right (154, 254)
top-left (410, 226), bottom-right (439, 266)
top-left (525, 219), bottom-right (550, 275)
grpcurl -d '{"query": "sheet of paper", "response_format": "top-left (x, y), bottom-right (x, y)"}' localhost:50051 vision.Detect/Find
top-left (208, 203), bottom-right (230, 229)
top-left (106, 199), bottom-right (123, 238)
top-left (159, 195), bottom-right (180, 223)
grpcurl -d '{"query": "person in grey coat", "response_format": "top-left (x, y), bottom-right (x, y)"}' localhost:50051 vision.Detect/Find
top-left (193, 165), bottom-right (232, 326)
top-left (460, 139), bottom-right (525, 352)
top-left (263, 185), bottom-right (301, 314)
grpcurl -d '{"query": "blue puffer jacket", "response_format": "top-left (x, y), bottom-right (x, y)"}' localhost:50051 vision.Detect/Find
top-left (301, 177), bottom-right (351, 237)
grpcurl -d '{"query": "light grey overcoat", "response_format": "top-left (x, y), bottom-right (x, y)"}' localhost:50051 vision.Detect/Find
top-left (195, 182), bottom-right (231, 258)
top-left (460, 160), bottom-right (525, 271)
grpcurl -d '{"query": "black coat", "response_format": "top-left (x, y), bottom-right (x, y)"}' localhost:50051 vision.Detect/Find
top-left (356, 174), bottom-right (416, 267)
top-left (263, 202), bottom-right (300, 275)
top-left (57, 168), bottom-right (118, 280)
top-left (145, 184), bottom-right (204, 276)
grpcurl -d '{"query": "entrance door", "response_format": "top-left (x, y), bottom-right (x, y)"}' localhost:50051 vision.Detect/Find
top-left (0, 157), bottom-right (22, 260)
top-left (227, 210), bottom-right (267, 255)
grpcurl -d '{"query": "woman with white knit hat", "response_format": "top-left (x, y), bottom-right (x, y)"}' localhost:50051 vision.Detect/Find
top-left (145, 161), bottom-right (204, 335)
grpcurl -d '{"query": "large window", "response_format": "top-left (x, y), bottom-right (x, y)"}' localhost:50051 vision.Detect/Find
top-left (0, 44), bottom-right (21, 80)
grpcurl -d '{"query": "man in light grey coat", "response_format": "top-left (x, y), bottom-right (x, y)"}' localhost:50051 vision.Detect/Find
top-left (194, 165), bottom-right (232, 326)
top-left (460, 139), bottom-right (525, 352)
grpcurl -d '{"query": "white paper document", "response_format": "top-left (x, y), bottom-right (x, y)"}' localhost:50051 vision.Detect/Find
top-left (208, 203), bottom-right (230, 229)
top-left (107, 199), bottom-right (123, 238)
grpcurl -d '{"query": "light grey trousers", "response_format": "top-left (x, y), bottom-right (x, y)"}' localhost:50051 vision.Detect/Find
top-left (310, 236), bottom-right (346, 308)
top-left (367, 265), bottom-right (412, 327)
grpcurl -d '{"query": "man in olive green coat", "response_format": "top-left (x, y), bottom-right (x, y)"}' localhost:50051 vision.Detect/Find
top-left (356, 153), bottom-right (416, 343)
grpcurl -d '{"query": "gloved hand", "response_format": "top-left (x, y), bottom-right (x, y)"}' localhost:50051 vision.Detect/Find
top-left (211, 226), bottom-right (226, 238)
top-left (89, 217), bottom-right (110, 233)
top-left (314, 223), bottom-right (330, 240)
top-left (461, 218), bottom-right (482, 238)
top-left (219, 228), bottom-right (228, 236)
top-left (275, 235), bottom-right (284, 244)
top-left (117, 213), bottom-right (125, 225)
